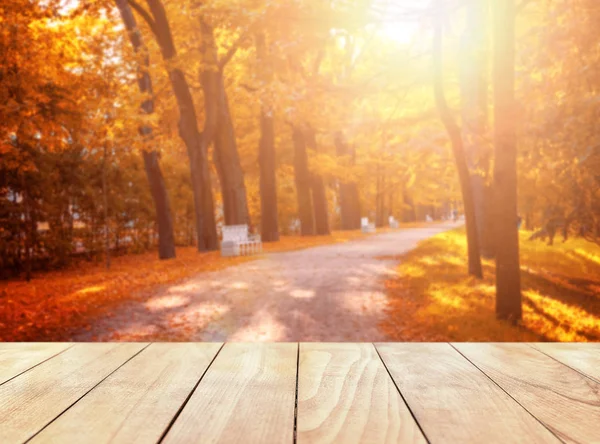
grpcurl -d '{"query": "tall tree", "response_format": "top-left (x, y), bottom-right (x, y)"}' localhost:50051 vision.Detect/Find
top-left (460, 0), bottom-right (495, 258)
top-left (306, 126), bottom-right (330, 235)
top-left (199, 20), bottom-right (250, 226)
top-left (102, 141), bottom-right (111, 270)
top-left (130, 0), bottom-right (218, 251)
top-left (256, 33), bottom-right (279, 241)
top-left (115, 0), bottom-right (176, 259)
top-left (335, 132), bottom-right (361, 230)
top-left (493, 0), bottom-right (522, 321)
top-left (292, 125), bottom-right (315, 235)
top-left (433, 2), bottom-right (483, 278)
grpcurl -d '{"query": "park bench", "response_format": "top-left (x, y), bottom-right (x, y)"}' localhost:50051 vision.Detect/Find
top-left (220, 224), bottom-right (262, 257)
top-left (289, 218), bottom-right (301, 235)
top-left (388, 215), bottom-right (399, 229)
top-left (361, 217), bottom-right (376, 233)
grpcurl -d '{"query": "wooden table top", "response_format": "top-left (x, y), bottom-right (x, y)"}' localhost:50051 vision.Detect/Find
top-left (1, 343), bottom-right (599, 443)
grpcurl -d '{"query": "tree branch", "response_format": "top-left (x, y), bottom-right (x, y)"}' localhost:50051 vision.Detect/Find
top-left (239, 83), bottom-right (259, 92)
top-left (219, 31), bottom-right (251, 69)
top-left (127, 0), bottom-right (159, 40)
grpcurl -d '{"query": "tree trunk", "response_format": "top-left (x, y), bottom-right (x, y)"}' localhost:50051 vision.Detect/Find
top-left (433, 4), bottom-right (483, 278)
top-left (199, 21), bottom-right (249, 226)
top-left (402, 191), bottom-right (416, 222)
top-left (292, 126), bottom-right (315, 235)
top-left (213, 73), bottom-right (250, 225)
top-left (115, 0), bottom-right (176, 259)
top-left (258, 108), bottom-right (279, 241)
top-left (376, 166), bottom-right (387, 227)
top-left (102, 142), bottom-right (110, 270)
top-left (349, 182), bottom-right (361, 227)
top-left (460, 0), bottom-right (495, 258)
top-left (335, 132), bottom-right (361, 230)
top-left (311, 173), bottom-right (329, 235)
top-left (493, 0), bottom-right (522, 321)
top-left (375, 164), bottom-right (382, 226)
top-left (143, 0), bottom-right (217, 251)
top-left (142, 151), bottom-right (176, 258)
top-left (305, 127), bottom-right (330, 235)
top-left (23, 186), bottom-right (33, 281)
top-left (256, 33), bottom-right (279, 241)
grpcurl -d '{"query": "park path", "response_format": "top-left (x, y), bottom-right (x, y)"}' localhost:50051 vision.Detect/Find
top-left (72, 223), bottom-right (458, 342)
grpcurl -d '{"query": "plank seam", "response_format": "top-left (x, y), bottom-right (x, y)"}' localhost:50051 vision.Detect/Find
top-left (293, 342), bottom-right (299, 444)
top-left (24, 342), bottom-right (151, 443)
top-left (157, 342), bottom-right (225, 443)
top-left (526, 343), bottom-right (600, 385)
top-left (449, 343), bottom-right (566, 444)
top-left (372, 343), bottom-right (431, 444)
top-left (0, 344), bottom-right (75, 388)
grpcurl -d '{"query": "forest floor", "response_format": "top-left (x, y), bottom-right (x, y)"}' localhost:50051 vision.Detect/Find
top-left (382, 229), bottom-right (600, 341)
top-left (66, 223), bottom-right (457, 341)
top-left (5, 221), bottom-right (597, 342)
top-left (0, 228), bottom-right (387, 341)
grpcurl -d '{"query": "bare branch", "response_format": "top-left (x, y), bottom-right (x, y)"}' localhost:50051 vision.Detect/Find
top-left (239, 83), bottom-right (259, 92)
top-left (127, 0), bottom-right (159, 40)
top-left (219, 31), bottom-right (251, 69)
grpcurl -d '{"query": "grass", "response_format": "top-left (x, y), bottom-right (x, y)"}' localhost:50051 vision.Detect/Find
top-left (381, 228), bottom-right (600, 341)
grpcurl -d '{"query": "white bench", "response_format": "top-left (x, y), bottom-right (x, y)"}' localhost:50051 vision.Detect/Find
top-left (221, 224), bottom-right (262, 257)
top-left (361, 217), bottom-right (376, 233)
top-left (388, 215), bottom-right (399, 229)
top-left (289, 218), bottom-right (301, 235)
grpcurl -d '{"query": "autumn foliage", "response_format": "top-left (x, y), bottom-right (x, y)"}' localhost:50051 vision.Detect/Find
top-left (0, 230), bottom-right (377, 341)
top-left (2, 0), bottom-right (600, 341)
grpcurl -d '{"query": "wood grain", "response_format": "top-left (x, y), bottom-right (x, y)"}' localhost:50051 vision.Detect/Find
top-left (162, 342), bottom-right (297, 444)
top-left (0, 343), bottom-right (71, 385)
top-left (532, 342), bottom-right (600, 383)
top-left (30, 343), bottom-right (222, 444)
top-left (0, 343), bottom-right (146, 443)
top-left (376, 343), bottom-right (558, 443)
top-left (454, 342), bottom-right (600, 443)
top-left (297, 343), bottom-right (425, 444)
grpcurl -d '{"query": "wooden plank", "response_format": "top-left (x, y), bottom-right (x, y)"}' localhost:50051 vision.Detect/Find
top-left (162, 342), bottom-right (297, 444)
top-left (30, 343), bottom-right (222, 444)
top-left (0, 343), bottom-right (71, 385)
top-left (532, 342), bottom-right (600, 383)
top-left (454, 343), bottom-right (600, 443)
top-left (0, 343), bottom-right (146, 443)
top-left (376, 343), bottom-right (558, 443)
top-left (297, 343), bottom-right (426, 444)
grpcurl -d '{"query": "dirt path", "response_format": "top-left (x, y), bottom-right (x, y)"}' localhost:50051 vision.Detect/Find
top-left (72, 223), bottom-right (458, 342)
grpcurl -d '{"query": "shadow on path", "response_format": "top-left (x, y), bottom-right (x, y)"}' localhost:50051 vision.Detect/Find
top-left (71, 223), bottom-right (459, 342)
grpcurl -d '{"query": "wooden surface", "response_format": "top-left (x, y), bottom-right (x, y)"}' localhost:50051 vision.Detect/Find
top-left (1, 343), bottom-right (599, 444)
top-left (162, 343), bottom-right (297, 444)
top-left (297, 343), bottom-right (425, 443)
top-left (455, 343), bottom-right (600, 444)
top-left (31, 343), bottom-right (221, 444)
top-left (376, 343), bottom-right (558, 443)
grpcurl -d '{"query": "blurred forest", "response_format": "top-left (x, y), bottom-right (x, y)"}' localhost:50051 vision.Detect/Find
top-left (1, 0), bottom-right (600, 326)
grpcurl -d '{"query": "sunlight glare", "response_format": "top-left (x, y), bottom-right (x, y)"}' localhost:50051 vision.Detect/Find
top-left (376, 0), bottom-right (426, 45)
top-left (289, 289), bottom-right (315, 299)
top-left (145, 294), bottom-right (190, 312)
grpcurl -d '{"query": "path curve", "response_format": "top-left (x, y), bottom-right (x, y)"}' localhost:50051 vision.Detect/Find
top-left (73, 223), bottom-right (458, 342)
